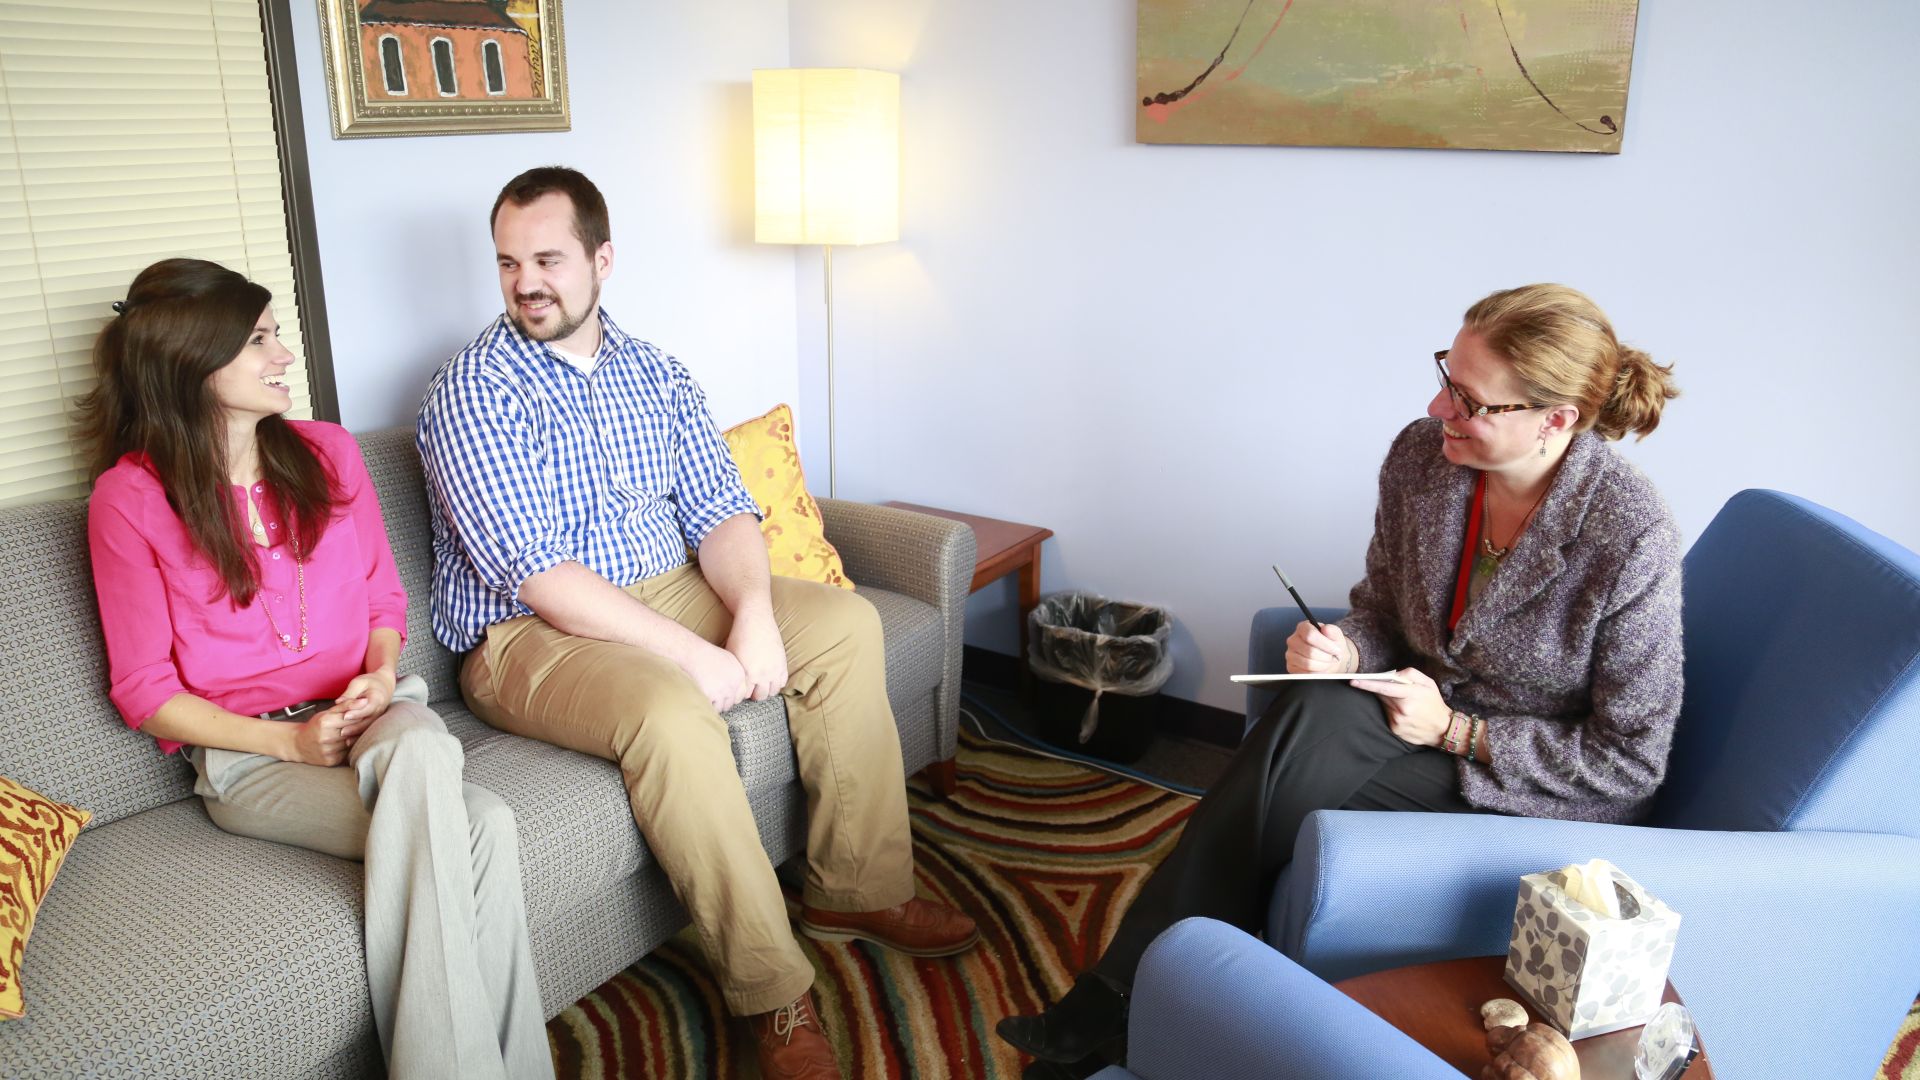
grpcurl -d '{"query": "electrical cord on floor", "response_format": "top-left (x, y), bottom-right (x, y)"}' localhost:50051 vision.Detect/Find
top-left (958, 690), bottom-right (1205, 798)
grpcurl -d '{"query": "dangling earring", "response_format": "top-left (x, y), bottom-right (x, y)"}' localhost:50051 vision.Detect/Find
top-left (1538, 430), bottom-right (1549, 457)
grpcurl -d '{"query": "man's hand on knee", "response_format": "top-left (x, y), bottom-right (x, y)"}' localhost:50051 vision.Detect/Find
top-left (727, 605), bottom-right (789, 702)
top-left (677, 639), bottom-right (752, 713)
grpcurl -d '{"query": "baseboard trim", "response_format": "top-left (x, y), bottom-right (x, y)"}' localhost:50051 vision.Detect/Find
top-left (961, 645), bottom-right (1244, 749)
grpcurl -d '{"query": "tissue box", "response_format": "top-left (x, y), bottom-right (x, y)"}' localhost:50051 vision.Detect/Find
top-left (1502, 865), bottom-right (1681, 1039)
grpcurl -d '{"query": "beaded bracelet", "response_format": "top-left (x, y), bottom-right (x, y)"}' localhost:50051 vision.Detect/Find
top-left (1466, 715), bottom-right (1480, 762)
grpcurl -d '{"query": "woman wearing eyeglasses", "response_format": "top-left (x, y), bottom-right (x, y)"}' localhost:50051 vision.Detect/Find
top-left (1000, 284), bottom-right (1684, 1077)
top-left (80, 259), bottom-right (553, 1079)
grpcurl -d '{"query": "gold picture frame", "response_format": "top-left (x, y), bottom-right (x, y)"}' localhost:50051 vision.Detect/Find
top-left (318, 0), bottom-right (570, 139)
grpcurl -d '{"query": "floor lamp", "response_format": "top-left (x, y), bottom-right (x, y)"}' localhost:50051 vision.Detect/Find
top-left (752, 68), bottom-right (900, 499)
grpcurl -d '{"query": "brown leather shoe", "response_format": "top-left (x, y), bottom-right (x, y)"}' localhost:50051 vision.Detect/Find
top-left (746, 992), bottom-right (841, 1080)
top-left (797, 896), bottom-right (980, 956)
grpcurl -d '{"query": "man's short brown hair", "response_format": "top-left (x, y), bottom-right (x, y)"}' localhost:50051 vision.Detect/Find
top-left (490, 166), bottom-right (611, 255)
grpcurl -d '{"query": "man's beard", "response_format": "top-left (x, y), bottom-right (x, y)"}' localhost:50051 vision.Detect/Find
top-left (512, 280), bottom-right (599, 344)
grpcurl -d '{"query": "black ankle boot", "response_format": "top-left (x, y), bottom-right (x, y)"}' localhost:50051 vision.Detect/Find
top-left (996, 973), bottom-right (1128, 1064)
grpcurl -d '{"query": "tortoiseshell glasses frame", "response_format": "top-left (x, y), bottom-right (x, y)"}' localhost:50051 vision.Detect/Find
top-left (1434, 350), bottom-right (1549, 419)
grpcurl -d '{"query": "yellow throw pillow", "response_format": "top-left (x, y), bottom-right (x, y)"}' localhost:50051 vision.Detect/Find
top-left (720, 403), bottom-right (854, 589)
top-left (0, 776), bottom-right (89, 1019)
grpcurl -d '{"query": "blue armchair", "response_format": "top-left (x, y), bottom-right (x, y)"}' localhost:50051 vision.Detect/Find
top-left (1243, 490), bottom-right (1920, 1080)
top-left (1089, 918), bottom-right (1464, 1080)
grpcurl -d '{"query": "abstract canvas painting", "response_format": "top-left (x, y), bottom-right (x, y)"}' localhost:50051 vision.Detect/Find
top-left (1138, 0), bottom-right (1641, 153)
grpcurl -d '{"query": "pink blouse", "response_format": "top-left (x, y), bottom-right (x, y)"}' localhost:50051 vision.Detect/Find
top-left (87, 421), bottom-right (409, 754)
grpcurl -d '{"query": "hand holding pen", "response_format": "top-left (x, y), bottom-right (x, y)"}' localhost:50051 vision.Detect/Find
top-left (1274, 566), bottom-right (1355, 674)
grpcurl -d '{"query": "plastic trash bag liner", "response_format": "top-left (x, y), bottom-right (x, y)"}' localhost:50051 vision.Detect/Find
top-left (1026, 593), bottom-right (1173, 743)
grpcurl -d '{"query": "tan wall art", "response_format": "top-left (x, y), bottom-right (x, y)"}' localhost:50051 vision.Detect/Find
top-left (1138, 0), bottom-right (1641, 153)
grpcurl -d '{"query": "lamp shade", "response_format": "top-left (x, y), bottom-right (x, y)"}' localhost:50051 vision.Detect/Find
top-left (753, 68), bottom-right (899, 246)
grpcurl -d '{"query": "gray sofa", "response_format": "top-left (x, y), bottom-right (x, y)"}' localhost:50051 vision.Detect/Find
top-left (0, 427), bottom-right (974, 1079)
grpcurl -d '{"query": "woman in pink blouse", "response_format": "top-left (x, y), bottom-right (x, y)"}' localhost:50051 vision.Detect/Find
top-left (79, 259), bottom-right (552, 1080)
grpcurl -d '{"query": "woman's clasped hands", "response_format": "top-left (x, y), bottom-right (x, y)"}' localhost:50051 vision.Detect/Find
top-left (287, 703), bottom-right (375, 766)
top-left (284, 669), bottom-right (395, 766)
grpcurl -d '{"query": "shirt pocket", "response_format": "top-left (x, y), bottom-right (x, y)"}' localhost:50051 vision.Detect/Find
top-left (165, 560), bottom-right (270, 653)
top-left (599, 401), bottom-right (675, 500)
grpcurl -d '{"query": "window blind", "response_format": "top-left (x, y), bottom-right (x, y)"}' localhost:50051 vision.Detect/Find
top-left (0, 0), bottom-right (313, 507)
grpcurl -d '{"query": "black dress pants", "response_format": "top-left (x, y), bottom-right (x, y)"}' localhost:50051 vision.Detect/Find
top-left (1090, 679), bottom-right (1480, 987)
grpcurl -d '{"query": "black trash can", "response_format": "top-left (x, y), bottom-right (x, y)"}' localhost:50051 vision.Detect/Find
top-left (1025, 593), bottom-right (1173, 764)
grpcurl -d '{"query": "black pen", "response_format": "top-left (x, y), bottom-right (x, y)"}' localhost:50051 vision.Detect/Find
top-left (1271, 565), bottom-right (1325, 633)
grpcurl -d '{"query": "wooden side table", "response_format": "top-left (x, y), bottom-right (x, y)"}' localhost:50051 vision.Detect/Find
top-left (1335, 956), bottom-right (1712, 1079)
top-left (883, 502), bottom-right (1053, 796)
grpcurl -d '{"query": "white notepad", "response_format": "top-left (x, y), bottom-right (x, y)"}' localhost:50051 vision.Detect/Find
top-left (1230, 672), bottom-right (1406, 684)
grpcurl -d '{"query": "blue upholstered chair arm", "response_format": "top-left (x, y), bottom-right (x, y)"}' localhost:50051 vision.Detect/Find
top-left (1118, 918), bottom-right (1463, 1080)
top-left (1270, 810), bottom-right (1920, 1080)
top-left (1246, 605), bottom-right (1351, 733)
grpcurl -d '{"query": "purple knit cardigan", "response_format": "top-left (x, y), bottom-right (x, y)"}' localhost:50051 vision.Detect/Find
top-left (1339, 418), bottom-right (1685, 825)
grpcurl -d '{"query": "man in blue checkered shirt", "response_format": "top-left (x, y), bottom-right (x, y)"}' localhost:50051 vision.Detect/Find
top-left (416, 167), bottom-right (976, 1078)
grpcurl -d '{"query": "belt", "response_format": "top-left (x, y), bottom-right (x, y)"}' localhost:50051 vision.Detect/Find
top-left (259, 699), bottom-right (330, 722)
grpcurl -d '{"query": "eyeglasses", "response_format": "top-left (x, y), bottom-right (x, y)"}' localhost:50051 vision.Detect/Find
top-left (1433, 350), bottom-right (1547, 419)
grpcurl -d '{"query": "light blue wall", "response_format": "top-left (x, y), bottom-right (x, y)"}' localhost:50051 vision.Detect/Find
top-left (286, 1), bottom-right (800, 435)
top-left (789, 0), bottom-right (1920, 713)
top-left (293, 3), bottom-right (1920, 716)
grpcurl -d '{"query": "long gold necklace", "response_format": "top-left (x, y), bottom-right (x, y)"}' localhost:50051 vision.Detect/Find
top-left (252, 490), bottom-right (309, 652)
top-left (1477, 477), bottom-right (1551, 568)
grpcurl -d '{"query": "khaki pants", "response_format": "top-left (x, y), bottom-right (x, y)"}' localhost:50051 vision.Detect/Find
top-left (190, 676), bottom-right (552, 1080)
top-left (460, 565), bottom-right (915, 1015)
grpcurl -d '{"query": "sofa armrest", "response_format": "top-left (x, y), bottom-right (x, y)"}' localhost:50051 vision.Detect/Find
top-left (819, 499), bottom-right (975, 761)
top-left (1272, 810), bottom-right (1920, 1080)
top-left (1123, 918), bottom-right (1462, 1080)
top-left (818, 499), bottom-right (974, 612)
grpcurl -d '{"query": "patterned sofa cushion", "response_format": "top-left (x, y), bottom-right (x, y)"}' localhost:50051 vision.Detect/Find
top-left (0, 775), bottom-right (90, 1019)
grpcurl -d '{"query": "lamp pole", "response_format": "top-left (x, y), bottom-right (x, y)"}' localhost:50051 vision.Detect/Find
top-left (823, 243), bottom-right (836, 499)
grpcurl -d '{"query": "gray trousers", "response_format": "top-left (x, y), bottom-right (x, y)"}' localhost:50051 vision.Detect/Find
top-left (189, 675), bottom-right (553, 1080)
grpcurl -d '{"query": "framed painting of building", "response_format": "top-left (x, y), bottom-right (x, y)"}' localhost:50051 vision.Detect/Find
top-left (318, 0), bottom-right (569, 138)
top-left (1138, 0), bottom-right (1641, 153)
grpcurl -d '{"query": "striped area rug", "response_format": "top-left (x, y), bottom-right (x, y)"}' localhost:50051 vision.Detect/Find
top-left (1885, 1001), bottom-right (1920, 1079)
top-left (546, 729), bottom-right (1196, 1078)
top-left (542, 729), bottom-right (1920, 1079)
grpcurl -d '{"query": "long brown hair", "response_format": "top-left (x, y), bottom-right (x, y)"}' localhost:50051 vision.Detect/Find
top-left (1464, 284), bottom-right (1680, 441)
top-left (76, 258), bottom-right (336, 605)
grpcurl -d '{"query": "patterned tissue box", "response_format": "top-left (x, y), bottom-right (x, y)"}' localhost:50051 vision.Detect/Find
top-left (1502, 865), bottom-right (1681, 1040)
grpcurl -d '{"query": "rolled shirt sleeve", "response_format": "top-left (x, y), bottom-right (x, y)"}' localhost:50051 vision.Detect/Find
top-left (667, 357), bottom-right (761, 550)
top-left (87, 477), bottom-right (190, 731)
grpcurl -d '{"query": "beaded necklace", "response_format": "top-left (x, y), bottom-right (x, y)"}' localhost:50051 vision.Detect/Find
top-left (1474, 474), bottom-right (1552, 579)
top-left (259, 548), bottom-right (309, 652)
top-left (246, 488), bottom-right (308, 652)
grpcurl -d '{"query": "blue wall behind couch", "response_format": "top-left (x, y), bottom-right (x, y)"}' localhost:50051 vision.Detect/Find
top-left (789, 0), bottom-right (1920, 715)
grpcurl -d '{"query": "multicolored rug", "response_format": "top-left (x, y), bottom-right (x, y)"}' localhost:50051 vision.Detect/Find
top-left (1885, 1002), bottom-right (1920, 1079)
top-left (546, 729), bottom-right (1195, 1078)
top-left (543, 729), bottom-right (1920, 1079)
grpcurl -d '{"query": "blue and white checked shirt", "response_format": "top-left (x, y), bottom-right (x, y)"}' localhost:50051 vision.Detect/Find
top-left (416, 308), bottom-right (760, 653)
